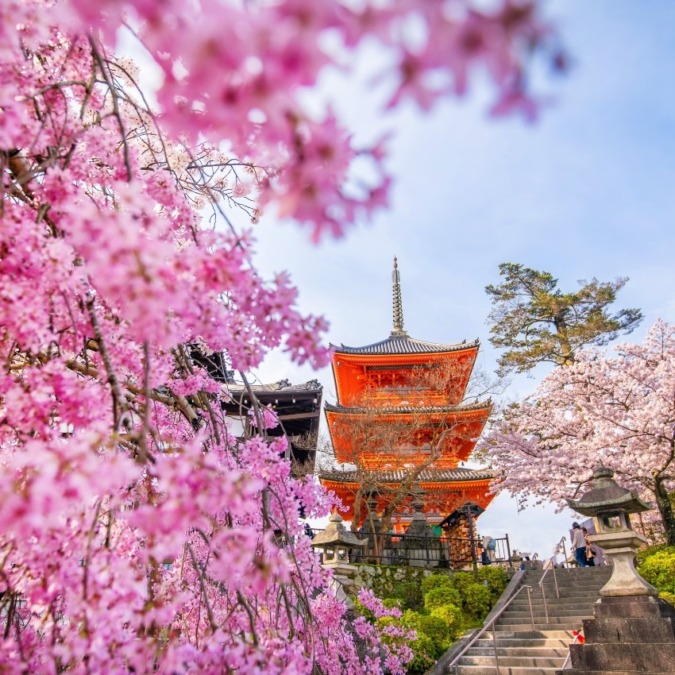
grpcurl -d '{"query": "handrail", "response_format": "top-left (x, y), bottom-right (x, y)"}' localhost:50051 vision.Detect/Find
top-left (447, 583), bottom-right (535, 674)
top-left (561, 650), bottom-right (572, 670)
top-left (538, 557), bottom-right (560, 623)
top-left (554, 535), bottom-right (568, 567)
top-left (560, 631), bottom-right (583, 670)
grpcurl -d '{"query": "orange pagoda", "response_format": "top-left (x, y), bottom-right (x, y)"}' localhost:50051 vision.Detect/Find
top-left (319, 259), bottom-right (495, 536)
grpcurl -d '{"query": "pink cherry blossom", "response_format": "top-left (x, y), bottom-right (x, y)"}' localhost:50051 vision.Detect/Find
top-left (0, 0), bottom-right (561, 671)
top-left (483, 320), bottom-right (675, 545)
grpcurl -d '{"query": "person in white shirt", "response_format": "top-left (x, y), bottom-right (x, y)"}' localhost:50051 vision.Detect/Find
top-left (571, 522), bottom-right (587, 567)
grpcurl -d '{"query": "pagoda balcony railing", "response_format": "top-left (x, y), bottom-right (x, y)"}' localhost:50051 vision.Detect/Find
top-left (309, 529), bottom-right (513, 570)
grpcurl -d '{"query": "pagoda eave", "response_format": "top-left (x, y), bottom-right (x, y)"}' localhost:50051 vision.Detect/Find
top-left (319, 472), bottom-right (495, 524)
top-left (331, 346), bottom-right (480, 408)
top-left (327, 403), bottom-right (491, 466)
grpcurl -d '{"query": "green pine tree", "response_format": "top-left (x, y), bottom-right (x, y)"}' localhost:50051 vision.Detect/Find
top-left (486, 263), bottom-right (643, 375)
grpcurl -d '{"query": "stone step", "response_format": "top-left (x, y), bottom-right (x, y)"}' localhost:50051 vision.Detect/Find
top-left (459, 655), bottom-right (565, 668)
top-left (451, 666), bottom-right (562, 674)
top-left (441, 569), bottom-right (614, 675)
top-left (549, 671), bottom-right (666, 675)
top-left (466, 647), bottom-right (569, 658)
top-left (523, 574), bottom-right (611, 586)
top-left (532, 569), bottom-right (612, 576)
top-left (535, 575), bottom-right (611, 583)
top-left (479, 630), bottom-right (574, 640)
top-left (517, 597), bottom-right (601, 606)
top-left (500, 609), bottom-right (596, 619)
top-left (509, 596), bottom-right (601, 605)
top-left (525, 571), bottom-right (610, 577)
top-left (506, 600), bottom-right (599, 610)
top-left (511, 590), bottom-right (604, 599)
top-left (525, 586), bottom-right (607, 595)
top-left (494, 622), bottom-right (587, 632)
top-left (525, 574), bottom-right (611, 583)
top-left (471, 634), bottom-right (574, 651)
top-left (533, 581), bottom-right (610, 591)
top-left (499, 613), bottom-right (592, 623)
top-left (496, 623), bottom-right (588, 633)
top-left (534, 583), bottom-right (609, 592)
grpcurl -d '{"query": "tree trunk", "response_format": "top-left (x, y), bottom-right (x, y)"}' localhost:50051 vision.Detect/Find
top-left (351, 485), bottom-right (364, 533)
top-left (554, 315), bottom-right (574, 366)
top-left (653, 476), bottom-right (675, 546)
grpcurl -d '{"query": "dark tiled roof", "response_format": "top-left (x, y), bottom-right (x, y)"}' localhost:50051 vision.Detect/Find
top-left (332, 335), bottom-right (479, 356)
top-left (324, 400), bottom-right (491, 415)
top-left (227, 379), bottom-right (322, 395)
top-left (319, 467), bottom-right (494, 483)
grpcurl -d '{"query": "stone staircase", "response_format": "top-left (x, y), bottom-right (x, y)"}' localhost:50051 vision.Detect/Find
top-left (446, 565), bottom-right (612, 674)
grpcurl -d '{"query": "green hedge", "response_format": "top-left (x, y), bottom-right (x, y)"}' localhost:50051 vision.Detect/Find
top-left (637, 545), bottom-right (675, 602)
top-left (354, 567), bottom-right (510, 674)
top-left (424, 585), bottom-right (461, 611)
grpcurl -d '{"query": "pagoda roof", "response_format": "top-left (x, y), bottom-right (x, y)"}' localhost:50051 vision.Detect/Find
top-left (332, 335), bottom-right (479, 356)
top-left (226, 379), bottom-right (322, 396)
top-left (333, 258), bottom-right (479, 357)
top-left (319, 466), bottom-right (493, 484)
top-left (324, 399), bottom-right (491, 416)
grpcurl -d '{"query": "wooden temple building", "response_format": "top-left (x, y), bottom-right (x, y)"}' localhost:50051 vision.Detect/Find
top-left (190, 349), bottom-right (322, 474)
top-left (319, 259), bottom-right (495, 542)
top-left (222, 379), bottom-right (323, 474)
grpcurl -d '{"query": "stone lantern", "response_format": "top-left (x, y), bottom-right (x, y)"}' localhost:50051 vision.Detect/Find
top-left (403, 497), bottom-right (443, 568)
top-left (312, 512), bottom-right (367, 602)
top-left (566, 466), bottom-right (657, 597)
top-left (562, 467), bottom-right (675, 673)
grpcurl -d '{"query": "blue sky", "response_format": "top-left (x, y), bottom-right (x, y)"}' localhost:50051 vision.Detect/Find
top-left (241, 2), bottom-right (675, 557)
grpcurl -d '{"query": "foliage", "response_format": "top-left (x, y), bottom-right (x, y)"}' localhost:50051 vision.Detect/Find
top-left (383, 598), bottom-right (404, 611)
top-left (462, 583), bottom-right (492, 618)
top-left (637, 546), bottom-right (675, 597)
top-left (485, 263), bottom-right (642, 374)
top-left (0, 0), bottom-right (562, 671)
top-left (425, 585), bottom-right (462, 611)
top-left (450, 570), bottom-right (477, 596)
top-left (483, 320), bottom-right (675, 546)
top-left (421, 573), bottom-right (454, 595)
top-left (373, 567), bottom-right (509, 670)
top-left (390, 580), bottom-right (426, 612)
top-left (357, 563), bottom-right (430, 600)
top-left (661, 591), bottom-right (675, 606)
top-left (429, 604), bottom-right (464, 641)
top-left (417, 615), bottom-right (455, 653)
top-left (475, 566), bottom-right (511, 603)
top-left (403, 631), bottom-right (437, 675)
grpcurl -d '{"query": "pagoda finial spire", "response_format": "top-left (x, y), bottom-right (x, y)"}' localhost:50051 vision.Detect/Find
top-left (391, 256), bottom-right (407, 337)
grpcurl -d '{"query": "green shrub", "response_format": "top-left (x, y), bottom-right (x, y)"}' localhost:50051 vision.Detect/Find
top-left (400, 610), bottom-right (439, 671)
top-left (450, 571), bottom-right (476, 596)
top-left (637, 546), bottom-right (675, 595)
top-left (382, 597), bottom-right (403, 611)
top-left (418, 614), bottom-right (452, 654)
top-left (462, 582), bottom-right (492, 618)
top-left (401, 608), bottom-right (422, 628)
top-left (475, 566), bottom-right (510, 602)
top-left (421, 573), bottom-right (453, 595)
top-left (405, 631), bottom-right (436, 675)
top-left (390, 580), bottom-right (424, 611)
top-left (635, 544), bottom-right (672, 565)
top-left (430, 604), bottom-right (464, 641)
top-left (424, 585), bottom-right (461, 611)
top-left (659, 590), bottom-right (675, 606)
